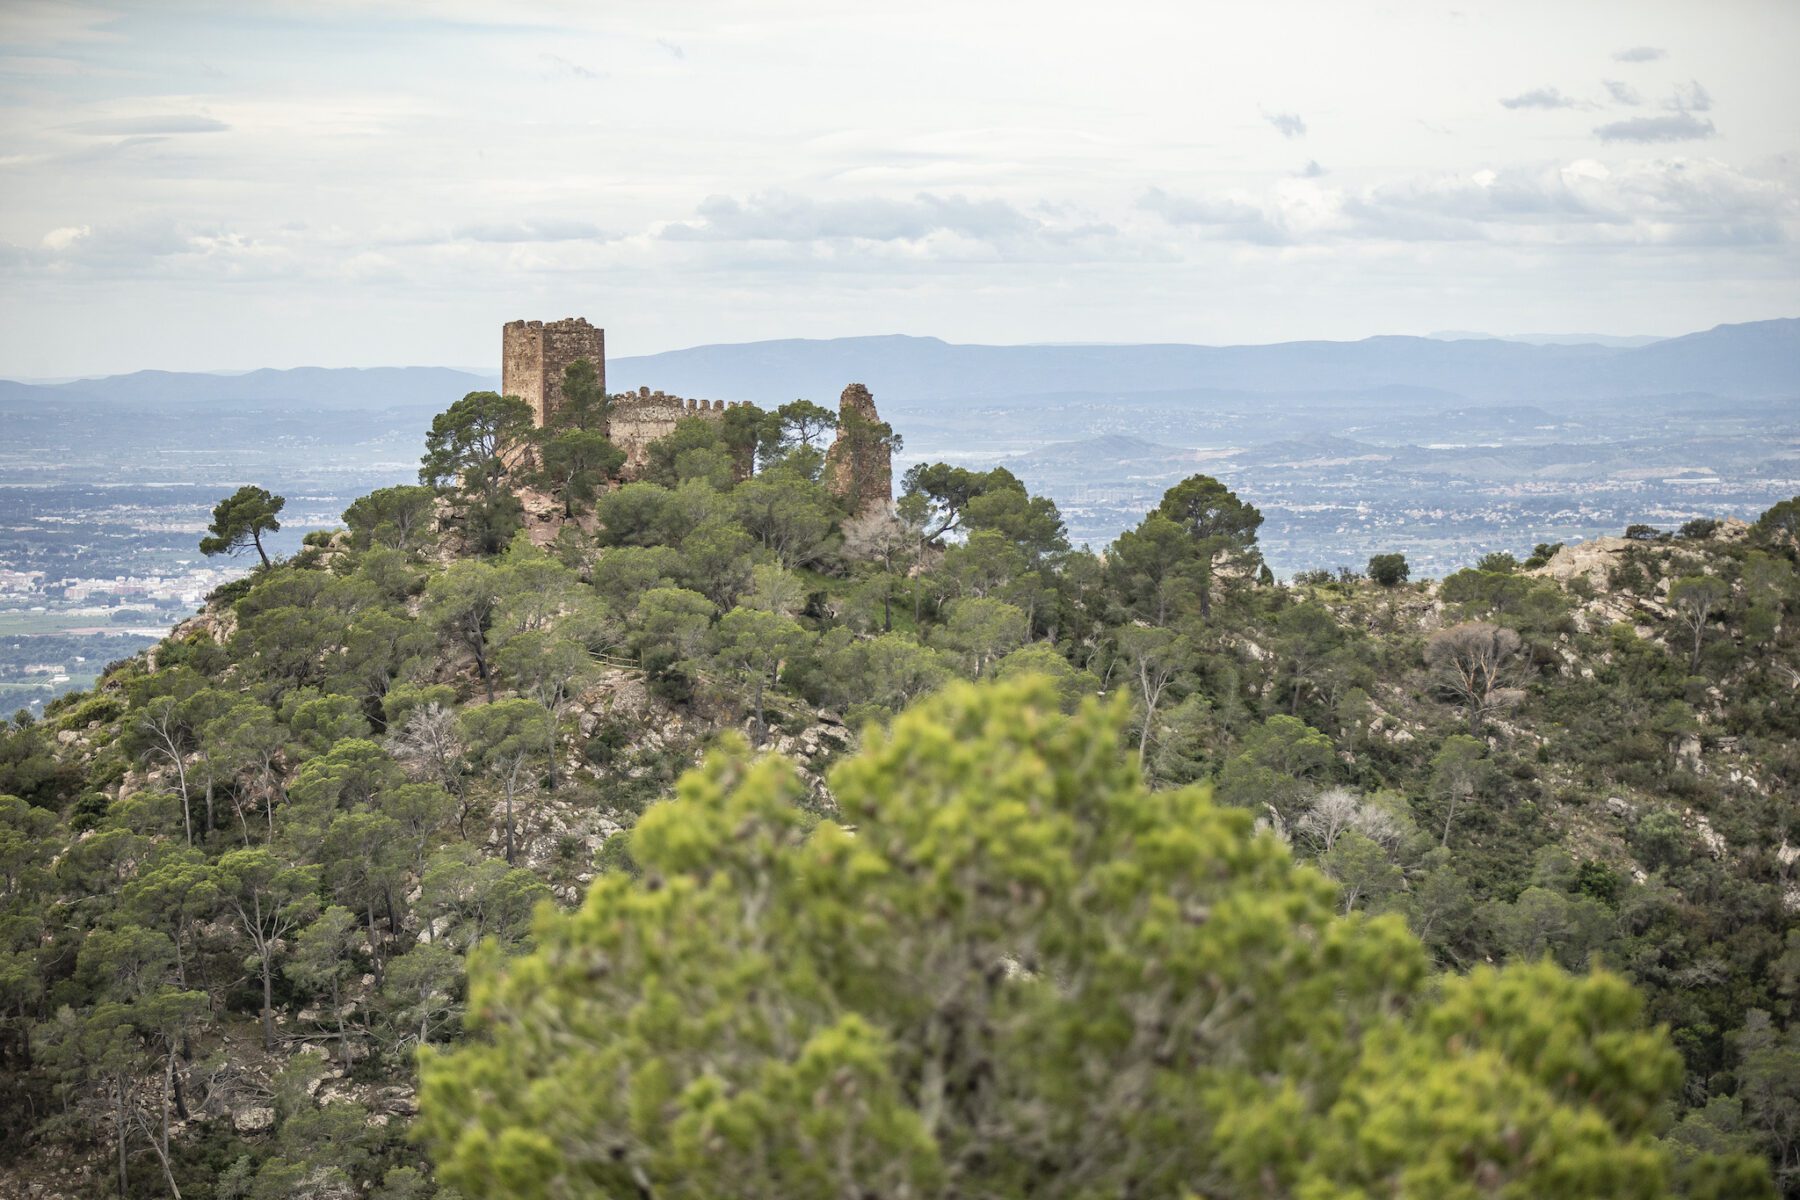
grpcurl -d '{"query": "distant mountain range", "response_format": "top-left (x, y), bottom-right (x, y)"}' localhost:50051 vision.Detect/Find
top-left (0, 366), bottom-right (493, 413)
top-left (610, 318), bottom-right (1797, 407)
top-left (1, 318), bottom-right (1793, 413)
top-left (1423, 331), bottom-right (1665, 348)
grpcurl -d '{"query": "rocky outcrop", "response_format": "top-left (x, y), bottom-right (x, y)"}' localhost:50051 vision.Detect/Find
top-left (1531, 536), bottom-right (1636, 591)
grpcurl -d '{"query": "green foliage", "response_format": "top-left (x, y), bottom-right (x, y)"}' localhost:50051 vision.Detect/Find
top-left (641, 416), bottom-right (738, 489)
top-left (1524, 541), bottom-right (1565, 569)
top-left (7, 393), bottom-right (1797, 1192)
top-left (1368, 551), bottom-right (1410, 586)
top-left (1754, 495), bottom-right (1800, 546)
top-left (458, 698), bottom-right (554, 865)
top-left (932, 596), bottom-right (1027, 676)
top-left (547, 357), bottom-right (609, 433)
top-left (710, 607), bottom-right (807, 743)
top-left (1476, 550), bottom-right (1519, 574)
top-left (344, 485), bottom-right (438, 553)
top-left (200, 485), bottom-right (286, 569)
top-left (732, 473), bottom-right (840, 568)
top-left (418, 679), bottom-right (1715, 1199)
top-left (535, 429), bottom-right (625, 517)
top-left (898, 462), bottom-right (1023, 541)
top-left (420, 391), bottom-right (534, 553)
top-left (1668, 574), bottom-right (1732, 671)
top-left (1217, 713), bottom-right (1334, 821)
top-left (1155, 473), bottom-right (1263, 546)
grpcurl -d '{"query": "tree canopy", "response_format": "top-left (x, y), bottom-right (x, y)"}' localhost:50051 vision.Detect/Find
top-left (418, 678), bottom-right (1738, 1200)
top-left (199, 485), bottom-right (286, 569)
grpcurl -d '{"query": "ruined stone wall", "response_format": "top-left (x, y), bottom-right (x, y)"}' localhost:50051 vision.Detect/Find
top-left (823, 382), bottom-right (894, 516)
top-left (608, 387), bottom-right (747, 473)
top-left (502, 317), bottom-right (605, 426)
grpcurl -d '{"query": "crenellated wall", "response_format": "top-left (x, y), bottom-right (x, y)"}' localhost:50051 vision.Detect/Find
top-left (608, 386), bottom-right (751, 472)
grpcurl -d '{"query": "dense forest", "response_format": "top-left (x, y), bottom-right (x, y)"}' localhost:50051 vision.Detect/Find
top-left (2, 369), bottom-right (1797, 1198)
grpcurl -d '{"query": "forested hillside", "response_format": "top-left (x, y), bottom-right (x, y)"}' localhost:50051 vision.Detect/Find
top-left (2, 377), bottom-right (1797, 1198)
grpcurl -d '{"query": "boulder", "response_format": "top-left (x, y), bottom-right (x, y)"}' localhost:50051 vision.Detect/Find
top-left (232, 1105), bottom-right (275, 1134)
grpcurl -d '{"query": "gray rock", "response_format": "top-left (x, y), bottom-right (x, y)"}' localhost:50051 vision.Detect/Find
top-left (232, 1106), bottom-right (275, 1134)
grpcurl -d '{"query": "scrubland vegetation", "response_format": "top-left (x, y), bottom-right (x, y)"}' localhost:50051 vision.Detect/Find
top-left (3, 373), bottom-right (1798, 1198)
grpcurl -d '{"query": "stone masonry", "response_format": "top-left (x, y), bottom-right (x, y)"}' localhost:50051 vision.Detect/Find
top-left (608, 387), bottom-right (751, 473)
top-left (822, 382), bottom-right (894, 516)
top-left (502, 317), bottom-right (605, 426)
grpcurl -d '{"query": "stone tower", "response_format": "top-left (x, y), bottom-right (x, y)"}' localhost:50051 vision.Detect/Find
top-left (502, 317), bottom-right (605, 426)
top-left (823, 382), bottom-right (895, 517)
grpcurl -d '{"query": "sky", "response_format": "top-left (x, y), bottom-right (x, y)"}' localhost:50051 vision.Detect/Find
top-left (0, 0), bottom-right (1796, 376)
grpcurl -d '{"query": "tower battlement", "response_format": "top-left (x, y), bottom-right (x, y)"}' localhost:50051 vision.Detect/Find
top-left (502, 317), bottom-right (604, 426)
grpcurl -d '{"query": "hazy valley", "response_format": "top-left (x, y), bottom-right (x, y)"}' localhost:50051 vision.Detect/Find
top-left (4, 319), bottom-right (1795, 713)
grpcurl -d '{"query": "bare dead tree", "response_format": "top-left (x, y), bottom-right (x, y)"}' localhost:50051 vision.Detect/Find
top-left (388, 704), bottom-right (470, 833)
top-left (1668, 574), bottom-right (1731, 672)
top-left (136, 699), bottom-right (194, 846)
top-left (1424, 621), bottom-right (1525, 733)
top-left (1296, 787), bottom-right (1405, 855)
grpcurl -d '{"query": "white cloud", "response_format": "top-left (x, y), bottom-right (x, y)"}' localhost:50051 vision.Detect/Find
top-left (41, 225), bottom-right (89, 250)
top-left (1264, 111), bottom-right (1307, 138)
top-left (1595, 112), bottom-right (1717, 143)
top-left (1602, 80), bottom-right (1641, 106)
top-left (1613, 46), bottom-right (1667, 63)
top-left (1499, 87), bottom-right (1582, 111)
top-left (448, 219), bottom-right (609, 244)
top-left (63, 114), bottom-right (229, 135)
top-left (661, 192), bottom-right (1038, 244)
top-left (1666, 80), bottom-right (1712, 113)
top-left (0, 2), bottom-right (121, 47)
top-left (1143, 158), bottom-right (1796, 248)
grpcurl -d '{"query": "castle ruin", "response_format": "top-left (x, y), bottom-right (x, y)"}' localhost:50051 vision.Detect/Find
top-left (501, 317), bottom-right (892, 511)
top-left (822, 383), bottom-right (895, 516)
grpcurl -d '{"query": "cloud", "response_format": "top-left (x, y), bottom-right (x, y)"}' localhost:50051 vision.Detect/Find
top-left (63, 114), bottom-right (229, 135)
top-left (1594, 112), bottom-right (1716, 143)
top-left (655, 38), bottom-right (685, 59)
top-left (1602, 80), bottom-right (1641, 106)
top-left (11, 217), bottom-right (257, 275)
top-left (1264, 111), bottom-right (1306, 139)
top-left (0, 54), bottom-right (89, 76)
top-left (1499, 87), bottom-right (1581, 111)
top-left (0, 2), bottom-right (120, 47)
top-left (661, 191), bottom-right (1038, 243)
top-left (1138, 186), bottom-right (1308, 245)
top-left (449, 220), bottom-right (608, 244)
top-left (1299, 160), bottom-right (1327, 178)
top-left (539, 52), bottom-right (598, 79)
top-left (42, 225), bottom-right (90, 250)
top-left (1666, 80), bottom-right (1712, 112)
top-left (1613, 46), bottom-right (1667, 63)
top-left (1140, 157), bottom-right (1796, 248)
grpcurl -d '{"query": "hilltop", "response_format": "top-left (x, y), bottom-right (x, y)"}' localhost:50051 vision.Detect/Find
top-left (0, 377), bottom-right (1797, 1198)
